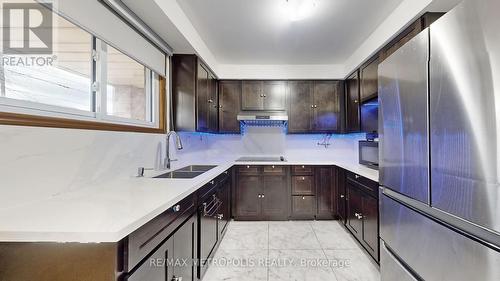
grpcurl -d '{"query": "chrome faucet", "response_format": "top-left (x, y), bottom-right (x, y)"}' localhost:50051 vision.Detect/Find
top-left (164, 131), bottom-right (183, 169)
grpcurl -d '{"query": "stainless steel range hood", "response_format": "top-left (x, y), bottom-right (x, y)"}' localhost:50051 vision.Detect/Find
top-left (237, 111), bottom-right (288, 127)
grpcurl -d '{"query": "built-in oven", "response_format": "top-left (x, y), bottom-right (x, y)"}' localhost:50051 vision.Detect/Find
top-left (359, 140), bottom-right (379, 169)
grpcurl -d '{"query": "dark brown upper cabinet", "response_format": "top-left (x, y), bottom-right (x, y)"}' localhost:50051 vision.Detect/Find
top-left (288, 81), bottom-right (344, 133)
top-left (218, 81), bottom-right (241, 133)
top-left (234, 165), bottom-right (288, 221)
top-left (345, 70), bottom-right (361, 132)
top-left (172, 54), bottom-right (218, 133)
top-left (359, 55), bottom-right (379, 103)
top-left (312, 81), bottom-right (344, 132)
top-left (241, 81), bottom-right (286, 111)
top-left (288, 81), bottom-right (313, 133)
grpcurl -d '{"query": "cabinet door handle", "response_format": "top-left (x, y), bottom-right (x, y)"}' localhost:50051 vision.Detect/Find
top-left (340, 194), bottom-right (345, 198)
top-left (311, 105), bottom-right (314, 108)
top-left (210, 180), bottom-right (215, 185)
top-left (172, 276), bottom-right (182, 281)
top-left (314, 105), bottom-right (318, 108)
top-left (246, 165), bottom-right (250, 169)
top-left (208, 99), bottom-right (213, 103)
top-left (261, 194), bottom-right (265, 198)
top-left (173, 205), bottom-right (181, 212)
top-left (301, 165), bottom-right (305, 168)
top-left (219, 105), bottom-right (223, 108)
top-left (272, 165), bottom-right (275, 169)
top-left (263, 94), bottom-right (267, 97)
top-left (354, 99), bottom-right (358, 104)
top-left (302, 196), bottom-right (305, 200)
top-left (355, 175), bottom-right (360, 179)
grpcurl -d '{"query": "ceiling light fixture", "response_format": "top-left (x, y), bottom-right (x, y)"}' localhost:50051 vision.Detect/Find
top-left (283, 0), bottom-right (318, 22)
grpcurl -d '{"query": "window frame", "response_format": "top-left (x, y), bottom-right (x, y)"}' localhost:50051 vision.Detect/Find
top-left (0, 5), bottom-right (167, 134)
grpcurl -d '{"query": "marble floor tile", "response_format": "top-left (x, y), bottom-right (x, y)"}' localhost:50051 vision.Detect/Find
top-left (269, 221), bottom-right (322, 250)
top-left (310, 221), bottom-right (360, 250)
top-left (268, 249), bottom-right (338, 281)
top-left (219, 221), bottom-right (269, 250)
top-left (202, 249), bottom-right (268, 281)
top-left (324, 249), bottom-right (380, 281)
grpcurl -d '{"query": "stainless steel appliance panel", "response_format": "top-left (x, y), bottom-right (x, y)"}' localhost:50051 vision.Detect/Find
top-left (378, 30), bottom-right (430, 203)
top-left (380, 193), bottom-right (500, 281)
top-left (430, 0), bottom-right (500, 234)
top-left (380, 241), bottom-right (418, 281)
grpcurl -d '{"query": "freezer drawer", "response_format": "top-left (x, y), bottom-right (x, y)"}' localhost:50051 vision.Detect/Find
top-left (380, 193), bottom-right (500, 281)
top-left (380, 241), bottom-right (417, 281)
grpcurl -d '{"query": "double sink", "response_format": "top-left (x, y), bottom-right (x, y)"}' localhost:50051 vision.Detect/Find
top-left (154, 165), bottom-right (217, 179)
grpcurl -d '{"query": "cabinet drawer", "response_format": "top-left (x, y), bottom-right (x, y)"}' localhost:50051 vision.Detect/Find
top-left (291, 196), bottom-right (316, 219)
top-left (292, 176), bottom-right (314, 195)
top-left (125, 193), bottom-right (196, 271)
top-left (346, 171), bottom-right (379, 197)
top-left (292, 165), bottom-right (314, 175)
top-left (262, 165), bottom-right (285, 175)
top-left (237, 165), bottom-right (260, 175)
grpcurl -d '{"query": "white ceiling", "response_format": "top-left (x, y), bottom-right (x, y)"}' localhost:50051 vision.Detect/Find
top-left (176, 0), bottom-right (404, 65)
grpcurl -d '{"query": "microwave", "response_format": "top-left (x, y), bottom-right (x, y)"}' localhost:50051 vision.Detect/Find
top-left (359, 140), bottom-right (379, 169)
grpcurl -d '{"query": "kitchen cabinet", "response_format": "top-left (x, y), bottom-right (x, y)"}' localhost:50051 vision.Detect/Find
top-left (234, 165), bottom-right (289, 220)
top-left (290, 165), bottom-right (315, 219)
top-left (241, 81), bottom-right (286, 111)
top-left (380, 12), bottom-right (443, 61)
top-left (345, 172), bottom-right (379, 262)
top-left (217, 175), bottom-right (231, 236)
top-left (288, 81), bottom-right (313, 133)
top-left (313, 81), bottom-right (344, 132)
top-left (291, 196), bottom-right (316, 219)
top-left (172, 54), bottom-right (218, 133)
top-left (126, 213), bottom-right (197, 281)
top-left (345, 70), bottom-right (361, 132)
top-left (288, 81), bottom-right (344, 133)
top-left (218, 80), bottom-right (242, 133)
top-left (336, 168), bottom-right (347, 223)
top-left (360, 55), bottom-right (379, 102)
top-left (316, 166), bottom-right (337, 220)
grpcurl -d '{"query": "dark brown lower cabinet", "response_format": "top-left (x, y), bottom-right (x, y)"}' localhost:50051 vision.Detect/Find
top-left (336, 168), bottom-right (347, 223)
top-left (127, 213), bottom-right (197, 281)
top-left (316, 166), bottom-right (337, 220)
top-left (234, 165), bottom-right (288, 220)
top-left (291, 196), bottom-right (316, 219)
top-left (345, 172), bottom-right (379, 262)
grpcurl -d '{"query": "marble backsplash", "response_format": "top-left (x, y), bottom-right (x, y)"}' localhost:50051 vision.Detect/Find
top-left (0, 125), bottom-right (364, 209)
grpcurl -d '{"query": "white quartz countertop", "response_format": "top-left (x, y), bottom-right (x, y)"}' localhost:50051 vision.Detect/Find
top-left (0, 159), bottom-right (378, 243)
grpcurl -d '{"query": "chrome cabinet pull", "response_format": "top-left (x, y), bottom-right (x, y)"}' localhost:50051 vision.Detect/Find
top-left (210, 180), bottom-right (215, 185)
top-left (340, 194), bottom-right (345, 198)
top-left (301, 176), bottom-right (305, 180)
top-left (172, 205), bottom-right (181, 212)
top-left (355, 174), bottom-right (360, 179)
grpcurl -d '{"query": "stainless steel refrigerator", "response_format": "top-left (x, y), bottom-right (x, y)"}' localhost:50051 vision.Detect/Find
top-left (378, 0), bottom-right (500, 280)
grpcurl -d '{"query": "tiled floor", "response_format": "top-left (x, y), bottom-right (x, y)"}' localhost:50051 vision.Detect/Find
top-left (202, 220), bottom-right (380, 281)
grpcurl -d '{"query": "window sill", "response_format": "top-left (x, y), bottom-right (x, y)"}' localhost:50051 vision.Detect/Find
top-left (0, 111), bottom-right (166, 134)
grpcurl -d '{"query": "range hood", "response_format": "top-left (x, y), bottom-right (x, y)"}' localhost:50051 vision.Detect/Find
top-left (237, 111), bottom-right (288, 127)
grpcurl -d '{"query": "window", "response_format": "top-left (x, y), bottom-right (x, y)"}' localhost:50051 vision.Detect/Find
top-left (0, 2), bottom-right (164, 132)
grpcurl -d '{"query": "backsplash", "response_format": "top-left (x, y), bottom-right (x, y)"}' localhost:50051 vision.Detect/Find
top-left (0, 125), bottom-right (363, 209)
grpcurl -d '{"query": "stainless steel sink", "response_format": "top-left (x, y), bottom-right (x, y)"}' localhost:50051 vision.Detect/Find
top-left (154, 171), bottom-right (205, 179)
top-left (176, 165), bottom-right (217, 172)
top-left (153, 165), bottom-right (217, 179)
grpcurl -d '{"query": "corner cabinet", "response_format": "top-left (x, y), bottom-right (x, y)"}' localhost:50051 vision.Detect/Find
top-left (218, 80), bottom-right (242, 133)
top-left (288, 81), bottom-right (344, 133)
top-left (172, 54), bottom-right (218, 133)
